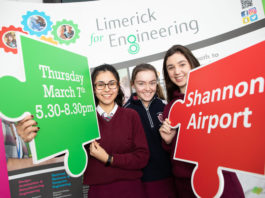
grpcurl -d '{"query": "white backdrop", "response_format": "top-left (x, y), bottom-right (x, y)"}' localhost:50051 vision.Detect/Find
top-left (0, 0), bottom-right (265, 197)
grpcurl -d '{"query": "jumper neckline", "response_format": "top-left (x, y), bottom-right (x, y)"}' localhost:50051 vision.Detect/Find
top-left (97, 106), bottom-right (121, 124)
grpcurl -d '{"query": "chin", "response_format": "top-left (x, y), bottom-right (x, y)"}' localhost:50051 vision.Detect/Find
top-left (147, 96), bottom-right (153, 101)
top-left (104, 101), bottom-right (115, 105)
top-left (176, 82), bottom-right (186, 87)
top-left (143, 97), bottom-right (153, 102)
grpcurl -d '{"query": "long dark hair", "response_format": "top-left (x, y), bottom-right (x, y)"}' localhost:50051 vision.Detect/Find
top-left (91, 64), bottom-right (124, 106)
top-left (131, 63), bottom-right (165, 100)
top-left (163, 45), bottom-right (200, 102)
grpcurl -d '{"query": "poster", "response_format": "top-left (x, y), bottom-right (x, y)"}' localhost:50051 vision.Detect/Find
top-left (0, 0), bottom-right (264, 197)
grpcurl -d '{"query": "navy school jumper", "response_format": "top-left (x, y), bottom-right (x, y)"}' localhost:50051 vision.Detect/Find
top-left (124, 93), bottom-right (174, 182)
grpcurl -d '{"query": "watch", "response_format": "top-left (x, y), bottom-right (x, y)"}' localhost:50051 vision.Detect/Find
top-left (105, 155), bottom-right (112, 167)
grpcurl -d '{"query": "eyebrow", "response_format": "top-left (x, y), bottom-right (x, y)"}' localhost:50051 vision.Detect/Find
top-left (95, 80), bottom-right (116, 84)
top-left (166, 64), bottom-right (174, 69)
top-left (135, 80), bottom-right (157, 83)
top-left (178, 60), bottom-right (187, 64)
top-left (166, 60), bottom-right (188, 67)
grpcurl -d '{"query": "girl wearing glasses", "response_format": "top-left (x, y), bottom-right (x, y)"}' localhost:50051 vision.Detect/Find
top-left (159, 45), bottom-right (244, 197)
top-left (124, 63), bottom-right (177, 198)
top-left (83, 64), bottom-right (149, 198)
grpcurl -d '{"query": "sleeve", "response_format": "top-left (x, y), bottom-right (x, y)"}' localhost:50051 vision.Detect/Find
top-left (161, 139), bottom-right (172, 152)
top-left (111, 111), bottom-right (150, 170)
top-left (162, 102), bottom-right (171, 120)
top-left (161, 102), bottom-right (175, 152)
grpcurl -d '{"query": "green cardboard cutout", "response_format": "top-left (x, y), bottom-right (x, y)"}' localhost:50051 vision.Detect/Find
top-left (0, 34), bottom-right (100, 177)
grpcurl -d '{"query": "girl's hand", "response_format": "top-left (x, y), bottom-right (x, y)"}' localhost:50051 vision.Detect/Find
top-left (159, 118), bottom-right (176, 144)
top-left (89, 141), bottom-right (109, 164)
top-left (16, 115), bottom-right (39, 142)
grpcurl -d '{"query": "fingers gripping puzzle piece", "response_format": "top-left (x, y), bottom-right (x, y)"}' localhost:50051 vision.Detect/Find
top-left (168, 41), bottom-right (265, 197)
top-left (0, 35), bottom-right (100, 177)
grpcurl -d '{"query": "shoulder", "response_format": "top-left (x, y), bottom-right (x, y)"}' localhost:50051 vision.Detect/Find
top-left (123, 101), bottom-right (132, 108)
top-left (118, 107), bottom-right (141, 120)
top-left (161, 99), bottom-right (167, 105)
top-left (163, 99), bottom-right (177, 119)
top-left (123, 97), bottom-right (141, 112)
top-left (167, 97), bottom-right (178, 108)
top-left (123, 94), bottom-right (139, 109)
top-left (119, 106), bottom-right (138, 115)
top-left (155, 97), bottom-right (167, 106)
top-left (150, 97), bottom-right (166, 111)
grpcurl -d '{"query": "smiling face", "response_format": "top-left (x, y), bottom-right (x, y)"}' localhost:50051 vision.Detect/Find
top-left (94, 71), bottom-right (119, 111)
top-left (166, 52), bottom-right (192, 94)
top-left (132, 70), bottom-right (157, 107)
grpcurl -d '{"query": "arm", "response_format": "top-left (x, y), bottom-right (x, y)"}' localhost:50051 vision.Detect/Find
top-left (111, 112), bottom-right (150, 170)
top-left (3, 115), bottom-right (62, 171)
top-left (89, 140), bottom-right (110, 165)
top-left (89, 111), bottom-right (150, 170)
top-left (159, 118), bottom-right (177, 145)
top-left (7, 156), bottom-right (64, 171)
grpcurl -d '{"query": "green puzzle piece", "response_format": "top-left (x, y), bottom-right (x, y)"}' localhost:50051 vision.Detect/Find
top-left (0, 35), bottom-right (100, 177)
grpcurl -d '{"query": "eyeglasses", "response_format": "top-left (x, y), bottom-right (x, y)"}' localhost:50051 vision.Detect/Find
top-left (94, 81), bottom-right (118, 90)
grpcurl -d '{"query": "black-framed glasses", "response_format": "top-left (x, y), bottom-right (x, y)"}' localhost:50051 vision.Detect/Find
top-left (94, 80), bottom-right (118, 90)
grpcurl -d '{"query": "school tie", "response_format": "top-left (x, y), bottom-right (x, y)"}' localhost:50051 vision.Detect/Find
top-left (102, 113), bottom-right (113, 122)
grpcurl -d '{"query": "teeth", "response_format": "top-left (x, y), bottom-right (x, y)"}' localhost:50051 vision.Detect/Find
top-left (176, 76), bottom-right (184, 79)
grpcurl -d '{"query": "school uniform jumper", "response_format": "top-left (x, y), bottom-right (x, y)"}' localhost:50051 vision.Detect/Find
top-left (162, 91), bottom-right (245, 198)
top-left (83, 106), bottom-right (150, 198)
top-left (124, 94), bottom-right (177, 198)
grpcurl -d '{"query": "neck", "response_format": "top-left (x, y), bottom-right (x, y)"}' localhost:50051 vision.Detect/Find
top-left (180, 86), bottom-right (186, 94)
top-left (141, 100), bottom-right (150, 108)
top-left (99, 102), bottom-right (115, 114)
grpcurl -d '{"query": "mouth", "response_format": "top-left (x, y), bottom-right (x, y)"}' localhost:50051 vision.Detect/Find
top-left (142, 92), bottom-right (153, 97)
top-left (174, 76), bottom-right (184, 82)
top-left (101, 94), bottom-right (112, 99)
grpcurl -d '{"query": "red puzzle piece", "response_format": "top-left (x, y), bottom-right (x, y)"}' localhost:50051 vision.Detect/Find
top-left (168, 41), bottom-right (265, 198)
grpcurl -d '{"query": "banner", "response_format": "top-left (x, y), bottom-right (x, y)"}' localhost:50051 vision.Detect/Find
top-left (0, 0), bottom-right (264, 197)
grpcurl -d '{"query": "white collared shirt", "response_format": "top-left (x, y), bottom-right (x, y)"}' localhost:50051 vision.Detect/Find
top-left (96, 103), bottom-right (118, 118)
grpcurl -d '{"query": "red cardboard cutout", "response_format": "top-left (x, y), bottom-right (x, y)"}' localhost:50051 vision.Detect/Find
top-left (168, 41), bottom-right (265, 198)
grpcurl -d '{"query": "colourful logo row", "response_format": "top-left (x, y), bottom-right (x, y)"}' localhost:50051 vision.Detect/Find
top-left (0, 10), bottom-right (80, 54)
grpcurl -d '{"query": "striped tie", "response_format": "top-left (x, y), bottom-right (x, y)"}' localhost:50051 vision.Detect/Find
top-left (103, 113), bottom-right (113, 122)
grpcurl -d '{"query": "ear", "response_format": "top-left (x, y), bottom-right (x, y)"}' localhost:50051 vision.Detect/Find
top-left (130, 81), bottom-right (135, 89)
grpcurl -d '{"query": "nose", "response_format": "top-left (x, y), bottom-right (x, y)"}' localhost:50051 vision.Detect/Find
top-left (175, 66), bottom-right (181, 74)
top-left (104, 84), bottom-right (110, 91)
top-left (146, 83), bottom-right (151, 89)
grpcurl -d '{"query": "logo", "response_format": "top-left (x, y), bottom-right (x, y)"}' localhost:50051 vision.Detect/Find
top-left (127, 35), bottom-right (140, 55)
top-left (250, 14), bottom-right (258, 22)
top-left (241, 7), bottom-right (258, 24)
top-left (157, 112), bottom-right (164, 123)
top-left (241, 10), bottom-right (248, 17)
top-left (0, 10), bottom-right (80, 54)
top-left (248, 7), bottom-right (257, 15)
top-left (0, 26), bottom-right (27, 54)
